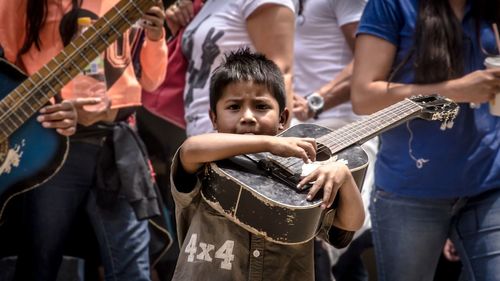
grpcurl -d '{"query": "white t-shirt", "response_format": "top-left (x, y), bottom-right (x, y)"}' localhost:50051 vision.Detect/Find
top-left (181, 0), bottom-right (296, 136)
top-left (293, 0), bottom-right (367, 124)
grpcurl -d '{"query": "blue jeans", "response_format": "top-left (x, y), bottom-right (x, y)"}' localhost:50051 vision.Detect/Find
top-left (14, 142), bottom-right (151, 281)
top-left (371, 188), bottom-right (500, 281)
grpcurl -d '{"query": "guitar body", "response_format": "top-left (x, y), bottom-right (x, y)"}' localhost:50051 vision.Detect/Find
top-left (0, 59), bottom-right (68, 221)
top-left (202, 123), bottom-right (368, 244)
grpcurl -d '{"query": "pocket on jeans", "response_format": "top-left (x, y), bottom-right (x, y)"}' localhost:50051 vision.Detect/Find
top-left (457, 198), bottom-right (500, 238)
top-left (373, 188), bottom-right (407, 203)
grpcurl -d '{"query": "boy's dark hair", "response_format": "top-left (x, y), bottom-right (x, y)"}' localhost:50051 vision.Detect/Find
top-left (209, 48), bottom-right (286, 114)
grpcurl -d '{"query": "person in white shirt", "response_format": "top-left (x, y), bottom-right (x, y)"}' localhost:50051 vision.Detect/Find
top-left (167, 0), bottom-right (296, 137)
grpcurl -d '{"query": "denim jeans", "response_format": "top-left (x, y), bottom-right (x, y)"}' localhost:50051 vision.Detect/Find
top-left (14, 142), bottom-right (151, 281)
top-left (451, 189), bottom-right (500, 281)
top-left (370, 187), bottom-right (500, 281)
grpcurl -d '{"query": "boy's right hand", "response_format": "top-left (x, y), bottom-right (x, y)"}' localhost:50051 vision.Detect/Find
top-left (268, 137), bottom-right (317, 163)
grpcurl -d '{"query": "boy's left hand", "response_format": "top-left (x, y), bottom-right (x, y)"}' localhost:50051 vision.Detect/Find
top-left (142, 3), bottom-right (166, 41)
top-left (297, 162), bottom-right (351, 209)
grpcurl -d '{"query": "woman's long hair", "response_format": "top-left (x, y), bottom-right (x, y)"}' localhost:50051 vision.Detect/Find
top-left (393, 0), bottom-right (500, 84)
top-left (20, 0), bottom-right (82, 54)
top-left (413, 0), bottom-right (464, 83)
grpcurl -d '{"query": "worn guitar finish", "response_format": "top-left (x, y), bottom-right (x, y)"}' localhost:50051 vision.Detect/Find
top-left (202, 96), bottom-right (459, 244)
top-left (0, 0), bottom-right (158, 222)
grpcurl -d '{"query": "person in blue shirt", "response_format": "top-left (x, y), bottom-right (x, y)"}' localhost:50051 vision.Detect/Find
top-left (351, 0), bottom-right (500, 280)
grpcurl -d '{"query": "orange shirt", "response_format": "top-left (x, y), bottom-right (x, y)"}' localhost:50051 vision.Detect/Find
top-left (0, 0), bottom-right (168, 109)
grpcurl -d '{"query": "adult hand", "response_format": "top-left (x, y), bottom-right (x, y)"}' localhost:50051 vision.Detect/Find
top-left (73, 97), bottom-right (113, 127)
top-left (449, 68), bottom-right (500, 104)
top-left (37, 98), bottom-right (101, 136)
top-left (142, 2), bottom-right (166, 41)
top-left (443, 239), bottom-right (460, 262)
top-left (165, 0), bottom-right (194, 35)
top-left (293, 94), bottom-right (313, 121)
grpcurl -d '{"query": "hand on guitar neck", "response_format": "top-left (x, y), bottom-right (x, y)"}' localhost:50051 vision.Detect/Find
top-left (140, 3), bottom-right (166, 41)
top-left (37, 98), bottom-right (103, 136)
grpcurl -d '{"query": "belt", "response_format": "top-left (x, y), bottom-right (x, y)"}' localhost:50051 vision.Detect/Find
top-left (70, 135), bottom-right (108, 146)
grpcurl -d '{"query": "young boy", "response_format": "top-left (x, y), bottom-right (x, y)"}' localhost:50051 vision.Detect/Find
top-left (170, 48), bottom-right (365, 280)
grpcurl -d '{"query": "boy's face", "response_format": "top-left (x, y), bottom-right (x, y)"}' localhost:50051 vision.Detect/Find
top-left (210, 81), bottom-right (289, 136)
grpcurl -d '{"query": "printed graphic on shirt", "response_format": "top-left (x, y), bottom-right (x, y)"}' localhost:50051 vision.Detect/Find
top-left (184, 233), bottom-right (235, 270)
top-left (183, 15), bottom-right (225, 108)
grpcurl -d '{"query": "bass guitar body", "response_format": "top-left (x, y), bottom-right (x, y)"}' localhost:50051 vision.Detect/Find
top-left (0, 59), bottom-right (68, 221)
top-left (202, 123), bottom-right (368, 245)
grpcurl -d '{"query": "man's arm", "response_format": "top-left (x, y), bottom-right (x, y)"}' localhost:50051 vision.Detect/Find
top-left (246, 4), bottom-right (295, 126)
top-left (293, 22), bottom-right (358, 121)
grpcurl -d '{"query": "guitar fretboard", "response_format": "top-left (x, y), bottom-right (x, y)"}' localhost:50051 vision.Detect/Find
top-left (277, 98), bottom-right (423, 169)
top-left (0, 0), bottom-right (156, 142)
top-left (317, 99), bottom-right (422, 154)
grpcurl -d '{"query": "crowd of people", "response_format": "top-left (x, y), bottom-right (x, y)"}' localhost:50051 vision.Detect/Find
top-left (0, 0), bottom-right (499, 280)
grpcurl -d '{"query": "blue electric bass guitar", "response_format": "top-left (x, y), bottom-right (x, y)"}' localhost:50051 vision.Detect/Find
top-left (0, 0), bottom-right (158, 222)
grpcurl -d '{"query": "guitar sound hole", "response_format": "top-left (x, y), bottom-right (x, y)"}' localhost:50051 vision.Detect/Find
top-left (316, 143), bottom-right (331, 161)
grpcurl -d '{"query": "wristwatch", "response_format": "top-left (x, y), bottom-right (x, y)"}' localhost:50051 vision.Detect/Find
top-left (306, 92), bottom-right (325, 119)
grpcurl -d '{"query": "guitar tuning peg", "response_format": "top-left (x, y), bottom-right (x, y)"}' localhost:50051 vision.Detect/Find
top-left (440, 122), bottom-right (447, 131)
top-left (446, 119), bottom-right (454, 129)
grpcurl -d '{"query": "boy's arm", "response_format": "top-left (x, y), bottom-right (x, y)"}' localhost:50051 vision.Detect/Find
top-left (180, 133), bottom-right (317, 174)
top-left (332, 174), bottom-right (365, 231)
top-left (324, 177), bottom-right (364, 248)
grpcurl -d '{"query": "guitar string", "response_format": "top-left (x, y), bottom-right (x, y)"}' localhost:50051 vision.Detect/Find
top-left (308, 101), bottom-right (419, 161)
top-left (240, 154), bottom-right (304, 191)
top-left (0, 16), bottom-right (129, 126)
top-left (317, 101), bottom-right (418, 149)
top-left (0, 0), bottom-right (147, 128)
top-left (281, 96), bottom-right (455, 170)
top-left (0, 1), bottom-right (140, 121)
top-left (277, 101), bottom-right (422, 169)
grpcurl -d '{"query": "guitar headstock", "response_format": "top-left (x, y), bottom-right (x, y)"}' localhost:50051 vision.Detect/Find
top-left (409, 95), bottom-right (459, 130)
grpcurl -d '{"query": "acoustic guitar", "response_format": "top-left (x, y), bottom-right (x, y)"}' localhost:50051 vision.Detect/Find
top-left (202, 95), bottom-right (459, 244)
top-left (0, 0), bottom-right (158, 223)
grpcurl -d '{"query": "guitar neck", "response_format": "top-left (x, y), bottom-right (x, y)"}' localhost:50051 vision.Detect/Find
top-left (0, 0), bottom-right (156, 142)
top-left (318, 99), bottom-right (423, 154)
